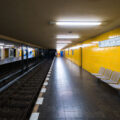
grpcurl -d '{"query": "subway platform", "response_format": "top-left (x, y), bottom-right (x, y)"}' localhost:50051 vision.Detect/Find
top-left (30, 57), bottom-right (120, 120)
top-left (0, 57), bottom-right (21, 65)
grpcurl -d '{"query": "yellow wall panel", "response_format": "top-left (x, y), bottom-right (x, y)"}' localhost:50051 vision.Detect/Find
top-left (82, 28), bottom-right (120, 73)
top-left (64, 27), bottom-right (120, 73)
top-left (65, 48), bottom-right (81, 66)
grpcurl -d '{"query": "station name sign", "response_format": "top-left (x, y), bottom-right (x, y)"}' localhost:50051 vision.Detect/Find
top-left (99, 37), bottom-right (120, 47)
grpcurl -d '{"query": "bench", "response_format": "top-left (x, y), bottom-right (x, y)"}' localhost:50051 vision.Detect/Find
top-left (92, 67), bottom-right (105, 77)
top-left (92, 67), bottom-right (120, 91)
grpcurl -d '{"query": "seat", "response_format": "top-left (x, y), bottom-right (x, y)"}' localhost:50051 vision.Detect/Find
top-left (92, 67), bottom-right (105, 77)
top-left (98, 69), bottom-right (112, 80)
top-left (101, 71), bottom-right (120, 84)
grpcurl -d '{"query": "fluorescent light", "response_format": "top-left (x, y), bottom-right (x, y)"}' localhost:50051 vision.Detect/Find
top-left (0, 43), bottom-right (4, 46)
top-left (56, 47), bottom-right (64, 50)
top-left (56, 44), bottom-right (68, 46)
top-left (57, 41), bottom-right (72, 44)
top-left (56, 42), bottom-right (68, 50)
top-left (56, 21), bottom-right (101, 26)
top-left (56, 35), bottom-right (80, 39)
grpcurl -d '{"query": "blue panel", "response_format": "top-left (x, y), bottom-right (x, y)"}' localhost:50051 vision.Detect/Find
top-left (60, 51), bottom-right (63, 57)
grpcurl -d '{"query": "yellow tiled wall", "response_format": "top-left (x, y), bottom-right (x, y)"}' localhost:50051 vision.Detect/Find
top-left (64, 27), bottom-right (120, 73)
top-left (64, 48), bottom-right (81, 66)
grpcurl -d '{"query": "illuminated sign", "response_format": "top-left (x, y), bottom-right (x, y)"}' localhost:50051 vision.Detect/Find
top-left (99, 37), bottom-right (120, 47)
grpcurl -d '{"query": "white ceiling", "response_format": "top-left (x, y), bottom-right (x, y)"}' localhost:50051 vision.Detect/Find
top-left (0, 0), bottom-right (120, 48)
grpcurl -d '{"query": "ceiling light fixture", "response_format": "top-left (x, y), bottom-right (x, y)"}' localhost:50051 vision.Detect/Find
top-left (56, 35), bottom-right (80, 39)
top-left (56, 21), bottom-right (101, 26)
top-left (56, 41), bottom-right (72, 44)
top-left (56, 43), bottom-right (68, 50)
top-left (56, 44), bottom-right (68, 46)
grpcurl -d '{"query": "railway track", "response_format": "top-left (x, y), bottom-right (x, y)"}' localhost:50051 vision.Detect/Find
top-left (0, 58), bottom-right (53, 120)
top-left (0, 60), bottom-right (41, 91)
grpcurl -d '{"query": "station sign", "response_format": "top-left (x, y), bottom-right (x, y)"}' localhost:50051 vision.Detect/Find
top-left (99, 37), bottom-right (120, 47)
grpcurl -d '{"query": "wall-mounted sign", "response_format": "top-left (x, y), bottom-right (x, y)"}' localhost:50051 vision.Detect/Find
top-left (99, 37), bottom-right (120, 47)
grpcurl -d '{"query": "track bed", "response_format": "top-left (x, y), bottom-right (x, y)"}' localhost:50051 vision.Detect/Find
top-left (0, 58), bottom-right (53, 120)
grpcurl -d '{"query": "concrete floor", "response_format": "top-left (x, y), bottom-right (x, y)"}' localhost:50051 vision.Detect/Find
top-left (38, 57), bottom-right (120, 120)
